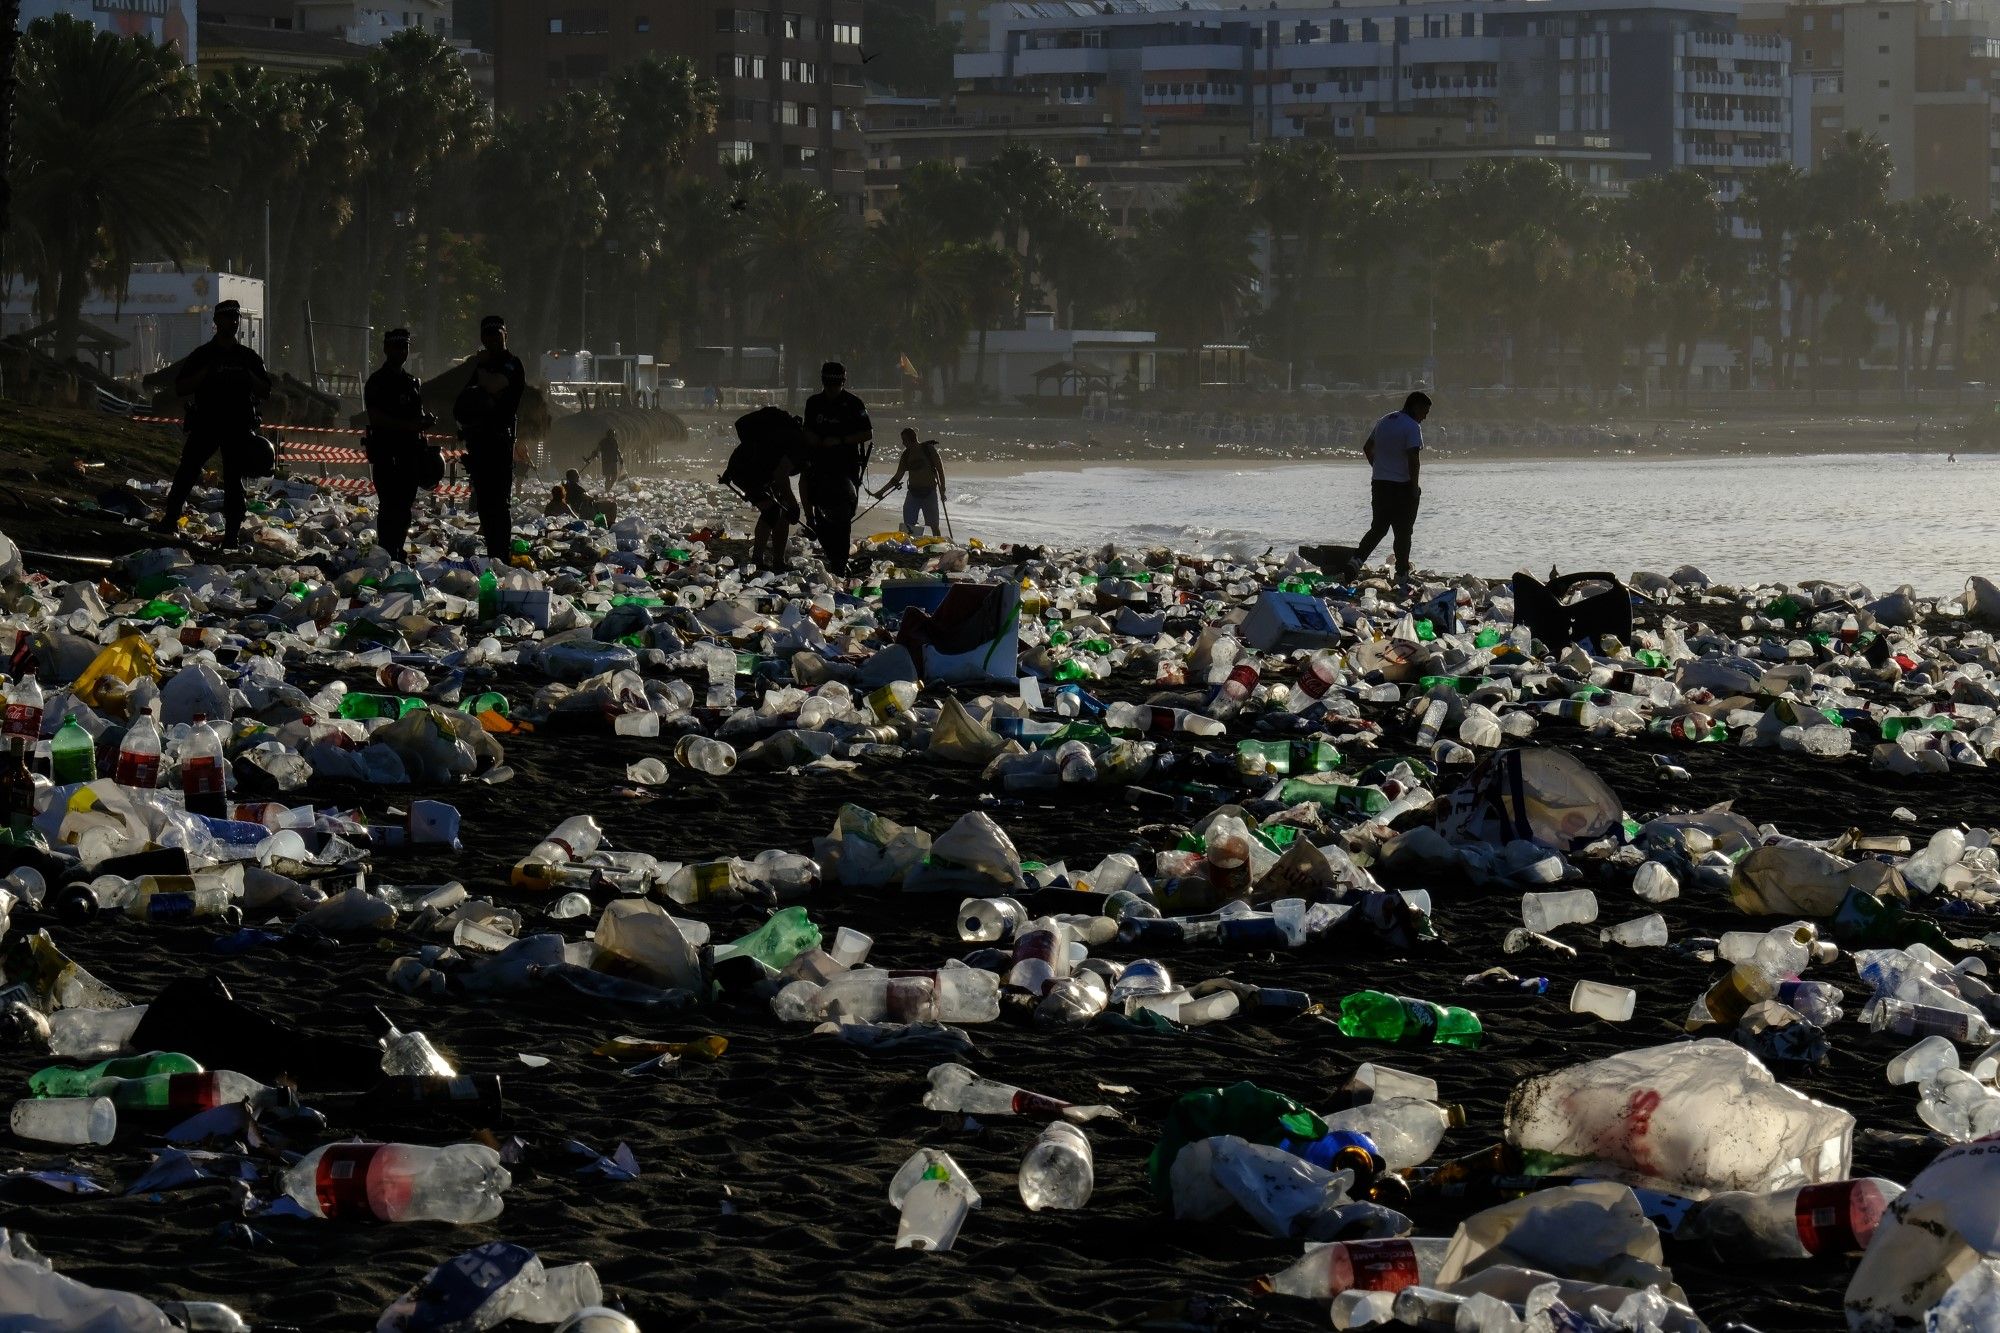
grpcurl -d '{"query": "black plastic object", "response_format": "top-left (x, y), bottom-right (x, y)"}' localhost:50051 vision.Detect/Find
top-left (1513, 570), bottom-right (1634, 650)
top-left (130, 975), bottom-right (383, 1091)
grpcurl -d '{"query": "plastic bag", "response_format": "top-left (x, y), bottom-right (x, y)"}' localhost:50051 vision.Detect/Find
top-left (812, 804), bottom-right (931, 887)
top-left (1435, 1181), bottom-right (1684, 1301)
top-left (1846, 1137), bottom-right (2000, 1331)
top-left (1504, 1039), bottom-right (1853, 1194)
top-left (592, 900), bottom-right (702, 990)
top-left (0, 1229), bottom-right (172, 1332)
top-left (902, 811), bottom-right (1025, 895)
top-left (1166, 1135), bottom-right (1352, 1236)
top-left (1731, 843), bottom-right (1906, 916)
top-left (158, 661), bottom-right (231, 727)
top-left (1439, 749), bottom-right (1623, 853)
top-left (927, 696), bottom-right (1011, 765)
top-left (71, 631), bottom-right (160, 710)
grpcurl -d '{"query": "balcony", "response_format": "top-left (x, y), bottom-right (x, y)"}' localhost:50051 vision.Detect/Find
top-left (1014, 46), bottom-right (1111, 76)
top-left (1271, 41), bottom-right (1386, 71)
top-left (955, 51), bottom-right (1007, 80)
top-left (1399, 73), bottom-right (1499, 100)
top-left (1141, 43), bottom-right (1247, 73)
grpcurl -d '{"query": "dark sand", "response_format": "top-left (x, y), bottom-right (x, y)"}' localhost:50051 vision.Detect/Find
top-left (0, 622), bottom-right (1991, 1330)
top-left (0, 425), bottom-right (1988, 1330)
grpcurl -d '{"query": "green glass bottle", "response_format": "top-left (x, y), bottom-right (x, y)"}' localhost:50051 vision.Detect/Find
top-left (50, 714), bottom-right (96, 785)
top-left (713, 906), bottom-right (821, 971)
top-left (477, 568), bottom-right (499, 621)
top-left (1474, 627), bottom-right (1504, 649)
top-left (1337, 990), bottom-right (1483, 1048)
top-left (30, 1051), bottom-right (201, 1098)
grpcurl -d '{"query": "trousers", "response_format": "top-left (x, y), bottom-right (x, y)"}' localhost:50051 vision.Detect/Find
top-left (163, 430), bottom-right (246, 544)
top-left (464, 441), bottom-right (515, 561)
top-left (902, 485), bottom-right (941, 537)
top-left (1354, 479), bottom-right (1420, 575)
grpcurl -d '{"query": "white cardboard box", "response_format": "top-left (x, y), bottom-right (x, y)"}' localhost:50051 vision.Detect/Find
top-left (1241, 590), bottom-right (1343, 652)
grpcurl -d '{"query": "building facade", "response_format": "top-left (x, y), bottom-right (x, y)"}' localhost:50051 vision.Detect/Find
top-left (1742, 0), bottom-right (2000, 216)
top-left (295, 0), bottom-right (452, 44)
top-left (490, 0), bottom-right (867, 210)
top-left (18, 0), bottom-right (198, 61)
top-left (954, 0), bottom-right (1793, 202)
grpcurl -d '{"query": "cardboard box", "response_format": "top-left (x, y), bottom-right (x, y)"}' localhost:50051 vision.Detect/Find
top-left (1241, 590), bottom-right (1343, 652)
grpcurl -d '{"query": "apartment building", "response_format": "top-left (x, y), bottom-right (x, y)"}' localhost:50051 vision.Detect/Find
top-left (295, 0), bottom-right (451, 43)
top-left (490, 1), bottom-right (867, 210)
top-left (19, 0), bottom-right (199, 61)
top-left (954, 0), bottom-right (1793, 201)
top-left (1742, 0), bottom-right (2000, 215)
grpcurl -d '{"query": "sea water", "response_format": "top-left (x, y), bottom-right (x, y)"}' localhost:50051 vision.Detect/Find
top-left (947, 452), bottom-right (2000, 594)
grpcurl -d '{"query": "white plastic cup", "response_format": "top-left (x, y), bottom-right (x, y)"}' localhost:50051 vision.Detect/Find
top-left (11, 1096), bottom-right (116, 1145)
top-left (830, 927), bottom-right (873, 969)
top-left (674, 735), bottom-right (737, 776)
top-left (1569, 979), bottom-right (1636, 1023)
top-left (1521, 889), bottom-right (1598, 932)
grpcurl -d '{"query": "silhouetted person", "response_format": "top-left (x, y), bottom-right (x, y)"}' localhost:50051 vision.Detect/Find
top-left (159, 299), bottom-right (271, 549)
top-left (452, 314), bottom-right (526, 563)
top-left (364, 327), bottom-right (432, 558)
top-left (800, 360), bottom-right (872, 578)
top-left (1348, 390), bottom-right (1431, 587)
top-left (874, 426), bottom-right (946, 537)
top-left (582, 427), bottom-right (624, 488)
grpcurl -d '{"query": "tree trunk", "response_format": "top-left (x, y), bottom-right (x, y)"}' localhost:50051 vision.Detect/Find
top-left (54, 232), bottom-right (89, 366)
top-left (974, 326), bottom-right (989, 400)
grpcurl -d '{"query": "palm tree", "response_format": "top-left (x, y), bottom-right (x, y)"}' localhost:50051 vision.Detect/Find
top-left (866, 207), bottom-right (973, 402)
top-left (10, 15), bottom-right (208, 363)
top-left (1138, 176), bottom-right (1256, 370)
top-left (1251, 139), bottom-right (1344, 378)
top-left (1621, 170), bottom-right (1725, 392)
top-left (608, 55), bottom-right (718, 205)
top-left (742, 179), bottom-right (850, 403)
top-left (976, 145), bottom-right (1066, 319)
top-left (898, 159), bottom-right (999, 246)
top-left (958, 242), bottom-right (1019, 401)
top-left (1739, 162), bottom-right (1805, 386)
top-left (661, 177), bottom-right (742, 375)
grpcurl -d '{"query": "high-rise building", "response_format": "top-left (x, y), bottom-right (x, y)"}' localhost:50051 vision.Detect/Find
top-left (1742, 0), bottom-right (2000, 216)
top-left (953, 0), bottom-right (1793, 206)
top-left (490, 1), bottom-right (867, 210)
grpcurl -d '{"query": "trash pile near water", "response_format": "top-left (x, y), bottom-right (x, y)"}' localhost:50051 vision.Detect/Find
top-left (6, 475), bottom-right (2000, 1328)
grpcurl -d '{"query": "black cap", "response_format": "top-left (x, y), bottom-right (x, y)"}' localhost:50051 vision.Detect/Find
top-left (820, 361), bottom-right (845, 379)
top-left (384, 328), bottom-right (411, 345)
top-left (214, 300), bottom-right (241, 319)
top-left (481, 315), bottom-right (506, 332)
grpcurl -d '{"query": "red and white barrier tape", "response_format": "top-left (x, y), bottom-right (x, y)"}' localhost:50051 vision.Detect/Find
top-left (130, 413), bottom-right (455, 443)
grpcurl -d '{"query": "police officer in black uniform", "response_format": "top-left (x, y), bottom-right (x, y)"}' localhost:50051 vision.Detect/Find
top-left (800, 360), bottom-right (872, 578)
top-left (451, 314), bottom-right (527, 563)
top-left (159, 299), bottom-right (272, 549)
top-left (364, 327), bottom-right (432, 558)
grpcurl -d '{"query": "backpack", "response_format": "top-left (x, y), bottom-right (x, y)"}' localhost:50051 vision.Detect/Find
top-left (721, 407), bottom-right (803, 496)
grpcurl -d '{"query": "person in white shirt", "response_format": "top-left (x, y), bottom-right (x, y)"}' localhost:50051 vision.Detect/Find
top-left (1347, 391), bottom-right (1431, 585)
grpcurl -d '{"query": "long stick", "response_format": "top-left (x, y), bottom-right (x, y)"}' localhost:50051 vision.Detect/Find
top-left (942, 492), bottom-right (955, 543)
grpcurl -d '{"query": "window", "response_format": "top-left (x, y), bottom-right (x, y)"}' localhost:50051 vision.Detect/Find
top-left (728, 96), bottom-right (762, 121)
top-left (778, 100), bottom-right (800, 124)
top-left (1879, 44), bottom-right (1889, 52)
top-left (783, 12), bottom-right (815, 39)
top-left (1802, 14), bottom-right (1814, 28)
top-left (563, 10), bottom-right (609, 35)
top-left (832, 22), bottom-right (860, 45)
top-left (1879, 77), bottom-right (1889, 86)
top-left (804, 104), bottom-right (819, 127)
top-left (718, 140), bottom-right (756, 164)
top-left (548, 16), bottom-right (562, 32)
top-left (717, 8), bottom-right (767, 35)
top-left (831, 107), bottom-right (844, 130)
top-left (716, 53), bottom-right (765, 79)
top-left (636, 16), bottom-right (650, 31)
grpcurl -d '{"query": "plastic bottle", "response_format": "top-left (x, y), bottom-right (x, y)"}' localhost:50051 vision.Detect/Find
top-left (71, 875), bottom-right (237, 924)
top-left (1633, 860), bottom-right (1681, 903)
top-left (2, 670), bottom-right (43, 744)
top-left (113, 713), bottom-right (162, 789)
top-left (1866, 995), bottom-right (1994, 1044)
top-left (9, 1095), bottom-right (115, 1145)
top-left (49, 713), bottom-right (96, 785)
top-left (1104, 701), bottom-right (1226, 737)
top-left (1685, 962), bottom-right (1777, 1031)
top-left (812, 969), bottom-right (999, 1024)
top-left (368, 1008), bottom-right (456, 1078)
top-left (922, 1062), bottom-right (1078, 1118)
top-left (510, 816), bottom-right (604, 889)
top-left (1, 737), bottom-right (33, 839)
top-left (1682, 1179), bottom-right (1905, 1258)
top-left (180, 712), bottom-right (227, 819)
top-left (1775, 978), bottom-right (1844, 1027)
top-left (283, 1141), bottom-right (511, 1222)
top-left (156, 1301), bottom-right (252, 1332)
top-left (1520, 889), bottom-right (1598, 932)
top-left (1006, 918), bottom-right (1070, 995)
top-left (1019, 1121), bottom-right (1094, 1211)
top-left (1288, 651), bottom-right (1343, 712)
top-left (959, 896), bottom-right (1027, 944)
top-left (29, 1050), bottom-right (201, 1098)
top-left (712, 906), bottom-right (821, 970)
top-left (1320, 1098), bottom-right (1463, 1170)
top-left (1259, 1235), bottom-right (1451, 1299)
top-left (1336, 991), bottom-right (1483, 1048)
top-left (674, 735), bottom-right (737, 776)
top-left (90, 1069), bottom-right (290, 1113)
